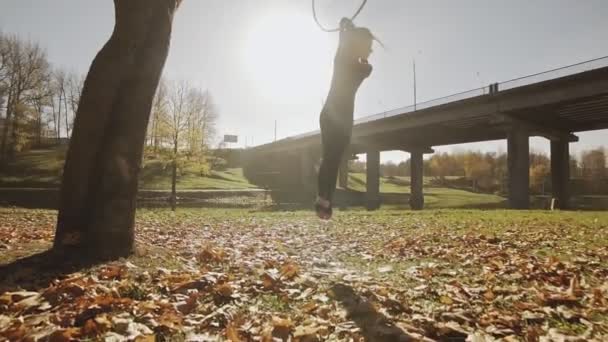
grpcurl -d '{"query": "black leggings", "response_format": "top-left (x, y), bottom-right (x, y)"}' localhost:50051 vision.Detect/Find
top-left (317, 115), bottom-right (352, 202)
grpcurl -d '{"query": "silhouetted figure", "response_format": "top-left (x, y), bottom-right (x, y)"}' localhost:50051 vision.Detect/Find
top-left (316, 18), bottom-right (374, 219)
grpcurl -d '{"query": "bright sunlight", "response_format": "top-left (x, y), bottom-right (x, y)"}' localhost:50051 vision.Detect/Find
top-left (242, 10), bottom-right (333, 101)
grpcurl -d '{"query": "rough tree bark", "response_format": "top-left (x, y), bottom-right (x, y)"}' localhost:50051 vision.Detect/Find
top-left (54, 0), bottom-right (181, 259)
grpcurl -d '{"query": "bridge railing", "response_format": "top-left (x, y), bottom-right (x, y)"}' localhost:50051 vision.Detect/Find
top-left (356, 55), bottom-right (608, 124)
top-left (355, 86), bottom-right (489, 124)
top-left (499, 55), bottom-right (608, 91)
top-left (282, 56), bottom-right (608, 142)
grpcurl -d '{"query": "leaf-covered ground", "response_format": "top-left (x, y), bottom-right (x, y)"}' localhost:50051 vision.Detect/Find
top-left (1, 208), bottom-right (607, 341)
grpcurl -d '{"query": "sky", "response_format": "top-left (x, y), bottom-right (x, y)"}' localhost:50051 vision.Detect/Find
top-left (1, 0), bottom-right (607, 162)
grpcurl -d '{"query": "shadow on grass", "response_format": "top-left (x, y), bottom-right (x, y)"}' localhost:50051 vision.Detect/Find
top-left (330, 283), bottom-right (411, 342)
top-left (0, 249), bottom-right (104, 293)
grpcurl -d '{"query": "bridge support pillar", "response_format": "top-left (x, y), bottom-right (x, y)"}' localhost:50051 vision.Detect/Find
top-left (300, 149), bottom-right (311, 186)
top-left (551, 139), bottom-right (570, 209)
top-left (339, 155), bottom-right (349, 189)
top-left (507, 128), bottom-right (530, 209)
top-left (366, 150), bottom-right (381, 210)
top-left (299, 149), bottom-right (316, 201)
top-left (410, 151), bottom-right (424, 210)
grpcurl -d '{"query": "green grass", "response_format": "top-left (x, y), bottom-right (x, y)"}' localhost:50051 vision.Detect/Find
top-left (346, 172), bottom-right (506, 209)
top-left (0, 147), bottom-right (257, 190)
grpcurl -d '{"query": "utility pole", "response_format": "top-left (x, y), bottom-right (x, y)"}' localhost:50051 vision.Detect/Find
top-left (274, 120), bottom-right (277, 142)
top-left (413, 59), bottom-right (417, 111)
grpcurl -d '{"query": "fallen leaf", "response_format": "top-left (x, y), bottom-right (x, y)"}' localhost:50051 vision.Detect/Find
top-left (48, 328), bottom-right (81, 342)
top-left (439, 295), bottom-right (454, 305)
top-left (272, 316), bottom-right (293, 340)
top-left (226, 321), bottom-right (243, 341)
top-left (99, 265), bottom-right (125, 280)
top-left (280, 262), bottom-right (300, 280)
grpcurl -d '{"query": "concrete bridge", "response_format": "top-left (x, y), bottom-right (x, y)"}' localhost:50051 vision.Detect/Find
top-left (244, 57), bottom-right (608, 209)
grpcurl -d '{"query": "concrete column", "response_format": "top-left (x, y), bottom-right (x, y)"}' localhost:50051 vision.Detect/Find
top-left (507, 129), bottom-right (530, 209)
top-left (338, 155), bottom-right (349, 189)
top-left (299, 149), bottom-right (315, 202)
top-left (366, 150), bottom-right (381, 210)
top-left (409, 151), bottom-right (424, 210)
top-left (551, 140), bottom-right (570, 209)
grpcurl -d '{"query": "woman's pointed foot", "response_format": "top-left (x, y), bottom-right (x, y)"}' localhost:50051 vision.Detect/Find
top-left (315, 197), bottom-right (333, 220)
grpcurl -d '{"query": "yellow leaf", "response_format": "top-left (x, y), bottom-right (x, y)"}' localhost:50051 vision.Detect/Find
top-left (135, 335), bottom-right (156, 342)
top-left (440, 295), bottom-right (454, 305)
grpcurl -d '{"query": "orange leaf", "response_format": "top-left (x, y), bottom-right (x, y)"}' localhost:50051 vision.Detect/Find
top-left (215, 283), bottom-right (233, 298)
top-left (226, 321), bottom-right (243, 342)
top-left (272, 316), bottom-right (293, 340)
top-left (99, 265), bottom-right (125, 280)
top-left (280, 262), bottom-right (299, 280)
top-left (262, 273), bottom-right (280, 291)
top-left (0, 323), bottom-right (27, 341)
top-left (177, 293), bottom-right (199, 314)
top-left (197, 245), bottom-right (226, 263)
top-left (48, 328), bottom-right (81, 342)
top-left (82, 318), bottom-right (104, 337)
top-left (158, 310), bottom-right (183, 330)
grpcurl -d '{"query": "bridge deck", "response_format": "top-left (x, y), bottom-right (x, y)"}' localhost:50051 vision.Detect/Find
top-left (253, 57), bottom-right (608, 154)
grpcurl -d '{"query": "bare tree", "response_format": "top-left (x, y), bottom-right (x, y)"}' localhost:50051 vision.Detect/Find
top-left (0, 33), bottom-right (9, 111)
top-left (164, 81), bottom-right (191, 210)
top-left (54, 0), bottom-right (182, 259)
top-left (65, 71), bottom-right (84, 138)
top-left (148, 78), bottom-right (168, 152)
top-left (31, 76), bottom-right (53, 146)
top-left (51, 69), bottom-right (69, 140)
top-left (0, 35), bottom-right (50, 160)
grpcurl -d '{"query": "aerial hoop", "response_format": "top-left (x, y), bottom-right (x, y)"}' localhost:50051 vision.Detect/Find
top-left (312, 0), bottom-right (368, 32)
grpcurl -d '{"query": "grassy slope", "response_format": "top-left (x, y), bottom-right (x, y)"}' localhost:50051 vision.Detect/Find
top-left (0, 147), bottom-right (257, 190)
top-left (1, 148), bottom-right (510, 208)
top-left (347, 172), bottom-right (506, 209)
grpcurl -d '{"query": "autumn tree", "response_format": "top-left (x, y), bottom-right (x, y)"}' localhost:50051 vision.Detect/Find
top-left (158, 81), bottom-right (217, 210)
top-left (147, 78), bottom-right (169, 153)
top-left (581, 148), bottom-right (606, 182)
top-left (429, 152), bottom-right (463, 181)
top-left (462, 152), bottom-right (493, 191)
top-left (53, 0), bottom-right (182, 259)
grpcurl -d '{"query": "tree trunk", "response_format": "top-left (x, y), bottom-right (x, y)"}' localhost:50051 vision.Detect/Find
top-left (36, 101), bottom-right (43, 147)
top-left (53, 0), bottom-right (180, 259)
top-left (0, 91), bottom-right (13, 162)
top-left (171, 159), bottom-right (177, 211)
top-left (57, 91), bottom-right (62, 140)
top-left (170, 139), bottom-right (178, 211)
top-left (63, 87), bottom-right (70, 138)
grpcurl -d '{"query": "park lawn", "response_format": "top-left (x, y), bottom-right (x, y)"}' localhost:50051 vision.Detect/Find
top-left (1, 208), bottom-right (607, 340)
top-left (0, 147), bottom-right (257, 190)
top-left (348, 172), bottom-right (507, 209)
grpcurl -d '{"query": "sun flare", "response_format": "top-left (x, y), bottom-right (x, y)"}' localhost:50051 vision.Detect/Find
top-left (242, 10), bottom-right (333, 101)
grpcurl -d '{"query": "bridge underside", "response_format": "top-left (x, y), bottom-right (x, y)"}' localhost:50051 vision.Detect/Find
top-left (245, 66), bottom-right (608, 210)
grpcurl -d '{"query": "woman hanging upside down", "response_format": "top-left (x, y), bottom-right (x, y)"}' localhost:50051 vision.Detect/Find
top-left (316, 18), bottom-right (374, 220)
